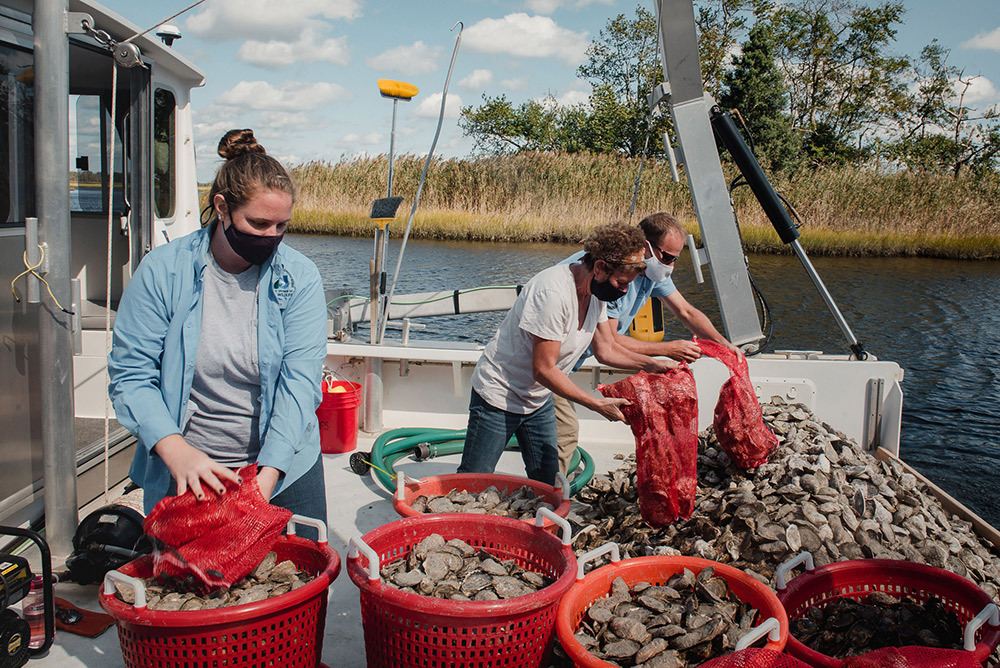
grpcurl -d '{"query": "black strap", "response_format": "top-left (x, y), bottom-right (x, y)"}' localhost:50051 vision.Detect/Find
top-left (453, 289), bottom-right (461, 314)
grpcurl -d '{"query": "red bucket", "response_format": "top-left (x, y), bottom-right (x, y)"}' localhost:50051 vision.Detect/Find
top-left (775, 555), bottom-right (1000, 668)
top-left (100, 517), bottom-right (340, 668)
top-left (347, 513), bottom-right (577, 668)
top-left (557, 549), bottom-right (788, 668)
top-left (317, 379), bottom-right (361, 454)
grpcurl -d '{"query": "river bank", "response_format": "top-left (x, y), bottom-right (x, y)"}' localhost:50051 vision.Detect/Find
top-left (286, 153), bottom-right (1000, 259)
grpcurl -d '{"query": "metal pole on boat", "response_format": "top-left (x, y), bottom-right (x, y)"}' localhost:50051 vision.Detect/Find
top-left (388, 98), bottom-right (398, 198)
top-left (34, 0), bottom-right (79, 559)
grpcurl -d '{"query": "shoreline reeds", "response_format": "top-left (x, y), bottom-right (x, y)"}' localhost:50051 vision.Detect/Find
top-left (285, 152), bottom-right (1000, 259)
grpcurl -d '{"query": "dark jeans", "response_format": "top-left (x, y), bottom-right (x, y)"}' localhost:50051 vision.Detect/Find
top-left (272, 455), bottom-right (328, 541)
top-left (457, 389), bottom-right (559, 485)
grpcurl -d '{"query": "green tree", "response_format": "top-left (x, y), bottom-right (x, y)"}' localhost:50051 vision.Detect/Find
top-left (458, 94), bottom-right (589, 155)
top-left (719, 21), bottom-right (801, 172)
top-left (696, 0), bottom-right (766, 97)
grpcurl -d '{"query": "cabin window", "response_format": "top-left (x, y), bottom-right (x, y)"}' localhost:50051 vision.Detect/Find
top-left (69, 93), bottom-right (126, 214)
top-left (0, 44), bottom-right (35, 224)
top-left (153, 88), bottom-right (175, 218)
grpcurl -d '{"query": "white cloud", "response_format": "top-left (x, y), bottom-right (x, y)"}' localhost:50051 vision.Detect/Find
top-left (500, 77), bottom-right (528, 90)
top-left (414, 92), bottom-right (464, 119)
top-left (955, 75), bottom-right (999, 106)
top-left (366, 41), bottom-right (443, 76)
top-left (524, 0), bottom-right (613, 14)
top-left (463, 14), bottom-right (588, 66)
top-left (961, 26), bottom-right (1000, 52)
top-left (184, 0), bottom-right (361, 42)
top-left (275, 153), bottom-right (302, 167)
top-left (216, 81), bottom-right (349, 111)
top-left (256, 111), bottom-right (314, 130)
top-left (458, 69), bottom-right (494, 90)
top-left (556, 89), bottom-right (590, 106)
top-left (342, 132), bottom-right (385, 145)
top-left (238, 29), bottom-right (349, 68)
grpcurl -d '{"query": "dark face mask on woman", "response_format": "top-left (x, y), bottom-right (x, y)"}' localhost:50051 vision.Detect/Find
top-left (590, 277), bottom-right (627, 302)
top-left (224, 218), bottom-right (284, 265)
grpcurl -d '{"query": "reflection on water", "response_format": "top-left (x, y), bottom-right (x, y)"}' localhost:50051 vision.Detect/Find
top-left (285, 234), bottom-right (1000, 528)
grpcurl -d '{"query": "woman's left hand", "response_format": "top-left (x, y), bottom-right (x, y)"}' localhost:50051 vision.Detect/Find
top-left (257, 466), bottom-right (280, 501)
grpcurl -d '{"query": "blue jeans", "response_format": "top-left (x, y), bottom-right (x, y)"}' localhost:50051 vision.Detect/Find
top-left (457, 389), bottom-right (559, 485)
top-left (271, 454), bottom-right (327, 541)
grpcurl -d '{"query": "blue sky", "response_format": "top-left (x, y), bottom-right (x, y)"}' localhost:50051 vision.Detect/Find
top-left (100, 0), bottom-right (1000, 182)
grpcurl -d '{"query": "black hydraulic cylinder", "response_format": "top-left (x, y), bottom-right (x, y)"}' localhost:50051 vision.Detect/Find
top-left (710, 108), bottom-right (800, 245)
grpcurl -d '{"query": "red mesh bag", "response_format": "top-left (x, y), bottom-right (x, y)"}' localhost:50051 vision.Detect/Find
top-left (699, 649), bottom-right (813, 668)
top-left (143, 464), bottom-right (293, 590)
top-left (697, 339), bottom-right (777, 468)
top-left (841, 647), bottom-right (982, 668)
top-left (598, 368), bottom-right (698, 527)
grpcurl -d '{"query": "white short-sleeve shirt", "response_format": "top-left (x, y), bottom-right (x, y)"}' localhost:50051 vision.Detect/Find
top-left (472, 264), bottom-right (607, 413)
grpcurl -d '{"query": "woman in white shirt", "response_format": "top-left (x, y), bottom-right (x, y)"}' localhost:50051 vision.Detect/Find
top-left (458, 223), bottom-right (677, 484)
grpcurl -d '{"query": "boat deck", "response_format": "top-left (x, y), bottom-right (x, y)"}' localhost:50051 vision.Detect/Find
top-left (25, 418), bottom-right (635, 667)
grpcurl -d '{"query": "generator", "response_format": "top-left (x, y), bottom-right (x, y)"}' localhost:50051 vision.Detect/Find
top-left (0, 527), bottom-right (53, 667)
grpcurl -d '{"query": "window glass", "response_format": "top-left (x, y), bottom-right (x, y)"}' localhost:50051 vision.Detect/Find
top-left (153, 88), bottom-right (175, 218)
top-left (70, 93), bottom-right (126, 214)
top-left (0, 44), bottom-right (35, 224)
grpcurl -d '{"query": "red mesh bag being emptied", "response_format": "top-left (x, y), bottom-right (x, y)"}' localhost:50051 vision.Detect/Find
top-left (598, 367), bottom-right (698, 527)
top-left (699, 649), bottom-right (812, 668)
top-left (841, 647), bottom-right (983, 668)
top-left (697, 339), bottom-right (777, 468)
top-left (143, 463), bottom-right (293, 590)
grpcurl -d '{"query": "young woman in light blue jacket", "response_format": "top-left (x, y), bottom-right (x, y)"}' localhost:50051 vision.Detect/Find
top-left (109, 129), bottom-right (328, 527)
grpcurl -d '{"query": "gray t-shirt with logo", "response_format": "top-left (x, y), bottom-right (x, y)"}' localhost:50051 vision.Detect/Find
top-left (182, 252), bottom-right (261, 465)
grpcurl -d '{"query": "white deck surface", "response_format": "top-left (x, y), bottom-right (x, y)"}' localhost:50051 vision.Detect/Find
top-left (28, 423), bottom-right (634, 668)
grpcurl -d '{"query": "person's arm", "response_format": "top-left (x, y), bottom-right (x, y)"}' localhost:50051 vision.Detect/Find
top-left (108, 254), bottom-right (239, 499)
top-left (606, 316), bottom-right (703, 361)
top-left (660, 291), bottom-right (743, 356)
top-left (591, 320), bottom-right (678, 373)
top-left (531, 336), bottom-right (630, 422)
top-left (255, 264), bottom-right (328, 499)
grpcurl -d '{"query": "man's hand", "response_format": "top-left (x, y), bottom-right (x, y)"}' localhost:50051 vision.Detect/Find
top-left (154, 434), bottom-right (240, 500)
top-left (661, 339), bottom-right (702, 362)
top-left (650, 357), bottom-right (680, 373)
top-left (592, 397), bottom-right (630, 423)
top-left (256, 466), bottom-right (280, 502)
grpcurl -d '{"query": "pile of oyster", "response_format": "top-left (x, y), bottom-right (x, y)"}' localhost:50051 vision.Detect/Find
top-left (112, 552), bottom-right (314, 610)
top-left (571, 568), bottom-right (761, 668)
top-left (571, 397), bottom-right (1000, 602)
top-left (409, 485), bottom-right (555, 520)
top-left (381, 533), bottom-right (552, 600)
top-left (792, 592), bottom-right (963, 657)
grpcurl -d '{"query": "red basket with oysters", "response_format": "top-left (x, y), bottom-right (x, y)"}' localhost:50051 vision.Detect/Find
top-left (775, 552), bottom-right (1000, 668)
top-left (556, 544), bottom-right (789, 667)
top-left (392, 470), bottom-right (572, 530)
top-left (347, 509), bottom-right (577, 668)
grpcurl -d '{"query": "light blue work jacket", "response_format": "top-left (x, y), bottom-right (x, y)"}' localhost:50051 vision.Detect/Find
top-left (108, 225), bottom-right (327, 513)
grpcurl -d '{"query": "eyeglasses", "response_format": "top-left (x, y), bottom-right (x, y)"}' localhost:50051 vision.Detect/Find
top-left (650, 242), bottom-right (679, 265)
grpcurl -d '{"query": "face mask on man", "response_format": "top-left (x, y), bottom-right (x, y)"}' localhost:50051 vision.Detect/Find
top-left (643, 240), bottom-right (675, 283)
top-left (590, 277), bottom-right (627, 302)
top-left (224, 217), bottom-right (284, 265)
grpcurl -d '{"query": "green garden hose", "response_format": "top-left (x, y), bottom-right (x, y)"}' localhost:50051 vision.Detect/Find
top-left (367, 427), bottom-right (595, 496)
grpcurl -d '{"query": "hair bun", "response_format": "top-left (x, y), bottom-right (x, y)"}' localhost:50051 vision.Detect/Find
top-left (217, 128), bottom-right (266, 160)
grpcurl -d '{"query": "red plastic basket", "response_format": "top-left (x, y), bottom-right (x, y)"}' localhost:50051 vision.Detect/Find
top-left (100, 520), bottom-right (340, 668)
top-left (346, 513), bottom-right (577, 668)
top-left (776, 557), bottom-right (1000, 668)
top-left (557, 549), bottom-right (789, 668)
top-left (392, 471), bottom-right (571, 529)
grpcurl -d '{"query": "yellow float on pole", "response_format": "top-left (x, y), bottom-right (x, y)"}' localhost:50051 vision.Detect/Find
top-left (629, 297), bottom-right (665, 342)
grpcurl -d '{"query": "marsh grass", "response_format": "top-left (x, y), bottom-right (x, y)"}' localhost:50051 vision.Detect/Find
top-left (287, 153), bottom-right (1000, 258)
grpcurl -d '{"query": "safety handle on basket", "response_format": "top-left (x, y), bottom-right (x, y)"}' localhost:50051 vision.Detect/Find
top-left (964, 603), bottom-right (1000, 651)
top-left (394, 470), bottom-right (424, 501)
top-left (554, 472), bottom-right (570, 500)
top-left (735, 616), bottom-right (782, 650)
top-left (348, 536), bottom-right (380, 582)
top-left (103, 570), bottom-right (147, 608)
top-left (535, 507), bottom-right (572, 546)
top-left (286, 515), bottom-right (328, 545)
top-left (576, 542), bottom-right (620, 581)
top-left (776, 551), bottom-right (815, 590)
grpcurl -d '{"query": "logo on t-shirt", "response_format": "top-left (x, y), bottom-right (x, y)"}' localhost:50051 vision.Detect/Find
top-left (273, 272), bottom-right (295, 307)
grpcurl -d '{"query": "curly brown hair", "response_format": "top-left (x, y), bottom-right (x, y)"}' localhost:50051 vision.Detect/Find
top-left (202, 129), bottom-right (295, 226)
top-left (581, 223), bottom-right (647, 271)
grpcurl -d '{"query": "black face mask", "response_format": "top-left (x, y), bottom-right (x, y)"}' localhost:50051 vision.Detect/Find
top-left (223, 218), bottom-right (283, 266)
top-left (590, 277), bottom-right (626, 302)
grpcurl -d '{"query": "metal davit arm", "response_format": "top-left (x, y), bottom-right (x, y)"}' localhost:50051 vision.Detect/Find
top-left (655, 0), bottom-right (763, 348)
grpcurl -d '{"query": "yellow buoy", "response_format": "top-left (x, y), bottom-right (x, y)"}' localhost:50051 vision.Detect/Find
top-left (629, 298), bottom-right (665, 342)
